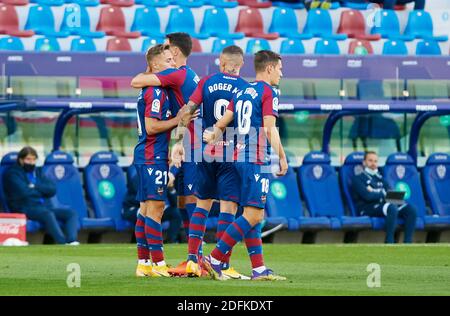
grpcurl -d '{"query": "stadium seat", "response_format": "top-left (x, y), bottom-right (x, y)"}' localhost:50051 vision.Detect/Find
top-left (0, 36), bottom-right (24, 50)
top-left (131, 6), bottom-right (164, 38)
top-left (237, 0), bottom-right (271, 9)
top-left (269, 7), bottom-right (312, 40)
top-left (341, 0), bottom-right (369, 9)
top-left (370, 10), bottom-right (414, 41)
top-left (415, 39), bottom-right (441, 55)
top-left (32, 0), bottom-right (64, 6)
top-left (100, 0), bottom-right (135, 6)
top-left (266, 167), bottom-right (331, 231)
top-left (1, 0), bottom-right (29, 5)
top-left (191, 37), bottom-right (202, 52)
top-left (84, 151), bottom-right (130, 231)
top-left (211, 38), bottom-right (235, 53)
top-left (204, 0), bottom-right (238, 8)
top-left (235, 8), bottom-right (279, 40)
top-left (422, 153), bottom-right (450, 220)
top-left (303, 9), bottom-right (347, 40)
top-left (43, 151), bottom-right (115, 230)
top-left (314, 39), bottom-right (340, 54)
top-left (106, 37), bottom-right (131, 51)
top-left (200, 7), bottom-right (244, 39)
top-left (383, 153), bottom-right (448, 229)
top-left (134, 0), bottom-right (169, 6)
top-left (348, 39), bottom-right (373, 55)
top-left (339, 152), bottom-right (365, 217)
top-left (96, 6), bottom-right (141, 38)
top-left (404, 10), bottom-right (448, 41)
top-left (166, 6), bottom-right (209, 39)
top-left (35, 37), bottom-right (60, 51)
top-left (272, 1), bottom-right (304, 9)
top-left (0, 152), bottom-right (42, 233)
top-left (141, 36), bottom-right (165, 52)
top-left (337, 10), bottom-right (381, 40)
top-left (68, 0), bottom-right (100, 6)
top-left (245, 38), bottom-right (270, 54)
top-left (25, 5), bottom-right (70, 37)
top-left (382, 39), bottom-right (408, 55)
top-left (0, 4), bottom-right (35, 37)
top-left (174, 0), bottom-right (204, 7)
top-left (299, 151), bottom-right (372, 230)
top-left (280, 39), bottom-right (305, 54)
top-left (60, 4), bottom-right (105, 38)
top-left (70, 37), bottom-right (96, 51)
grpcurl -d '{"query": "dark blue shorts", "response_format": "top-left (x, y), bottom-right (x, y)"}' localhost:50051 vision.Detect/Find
top-left (235, 162), bottom-right (270, 209)
top-left (135, 163), bottom-right (169, 202)
top-left (175, 161), bottom-right (197, 196)
top-left (194, 161), bottom-right (240, 202)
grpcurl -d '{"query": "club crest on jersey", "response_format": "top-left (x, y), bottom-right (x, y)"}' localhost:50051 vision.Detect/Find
top-left (254, 174), bottom-right (260, 182)
top-left (54, 165), bottom-right (65, 180)
top-left (396, 165), bottom-right (405, 179)
top-left (157, 187), bottom-right (164, 196)
top-left (437, 165), bottom-right (446, 179)
top-left (313, 165), bottom-right (323, 179)
top-left (152, 99), bottom-right (161, 113)
top-left (100, 164), bottom-right (110, 179)
top-left (147, 168), bottom-right (153, 176)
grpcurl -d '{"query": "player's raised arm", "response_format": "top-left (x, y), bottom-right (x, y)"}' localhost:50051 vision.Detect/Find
top-left (146, 105), bottom-right (197, 136)
top-left (130, 73), bottom-right (162, 89)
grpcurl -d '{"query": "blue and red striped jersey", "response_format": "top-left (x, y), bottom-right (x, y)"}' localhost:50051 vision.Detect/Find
top-left (190, 72), bottom-right (248, 160)
top-left (227, 81), bottom-right (279, 164)
top-left (133, 86), bottom-right (172, 165)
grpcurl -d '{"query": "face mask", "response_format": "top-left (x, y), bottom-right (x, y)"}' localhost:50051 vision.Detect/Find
top-left (365, 167), bottom-right (378, 176)
top-left (23, 163), bottom-right (35, 173)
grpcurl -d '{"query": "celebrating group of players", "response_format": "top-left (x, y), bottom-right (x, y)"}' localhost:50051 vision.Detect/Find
top-left (131, 32), bottom-right (288, 281)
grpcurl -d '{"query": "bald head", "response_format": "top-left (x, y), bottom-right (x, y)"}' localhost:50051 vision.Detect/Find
top-left (219, 45), bottom-right (244, 75)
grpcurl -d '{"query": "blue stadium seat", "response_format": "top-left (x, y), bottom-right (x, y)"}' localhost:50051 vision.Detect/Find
top-left (299, 151), bottom-right (372, 230)
top-left (269, 7), bottom-right (312, 39)
top-left (272, 1), bottom-right (304, 9)
top-left (280, 39), bottom-right (305, 54)
top-left (0, 37), bottom-right (24, 51)
top-left (134, 0), bottom-right (169, 6)
top-left (43, 151), bottom-right (115, 230)
top-left (404, 10), bottom-right (448, 42)
top-left (416, 40), bottom-right (441, 55)
top-left (65, 0), bottom-right (100, 6)
top-left (60, 4), bottom-right (105, 38)
top-left (131, 6), bottom-right (164, 38)
top-left (382, 39), bottom-right (408, 55)
top-left (71, 37), bottom-right (96, 51)
top-left (0, 152), bottom-right (42, 233)
top-left (84, 151), bottom-right (130, 231)
top-left (303, 9), bottom-right (347, 40)
top-left (339, 151), bottom-right (365, 217)
top-left (32, 0), bottom-right (65, 5)
top-left (35, 37), bottom-right (60, 51)
top-left (314, 39), bottom-right (340, 54)
top-left (173, 0), bottom-right (204, 7)
top-left (383, 153), bottom-right (448, 229)
top-left (211, 38), bottom-right (235, 53)
top-left (204, 0), bottom-right (238, 8)
top-left (341, 0), bottom-right (369, 9)
top-left (141, 36), bottom-right (165, 52)
top-left (371, 10), bottom-right (414, 41)
top-left (245, 38), bottom-right (270, 54)
top-left (422, 153), bottom-right (450, 222)
top-left (25, 5), bottom-right (70, 37)
top-left (266, 167), bottom-right (331, 230)
top-left (166, 7), bottom-right (209, 39)
top-left (200, 8), bottom-right (244, 39)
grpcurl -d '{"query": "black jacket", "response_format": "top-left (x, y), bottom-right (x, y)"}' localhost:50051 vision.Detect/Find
top-left (352, 170), bottom-right (389, 215)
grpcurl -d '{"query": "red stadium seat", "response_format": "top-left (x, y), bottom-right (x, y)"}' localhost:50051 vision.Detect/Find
top-left (97, 6), bottom-right (141, 38)
top-left (337, 10), bottom-right (381, 41)
top-left (0, 0), bottom-right (29, 5)
top-left (0, 4), bottom-right (34, 37)
top-left (100, 0), bottom-right (135, 6)
top-left (348, 39), bottom-right (374, 55)
top-left (235, 8), bottom-right (279, 40)
top-left (237, 0), bottom-right (271, 8)
top-left (106, 37), bottom-right (132, 51)
top-left (191, 37), bottom-right (202, 53)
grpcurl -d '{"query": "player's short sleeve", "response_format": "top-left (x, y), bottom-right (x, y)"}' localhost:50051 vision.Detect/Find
top-left (155, 68), bottom-right (185, 89)
top-left (144, 87), bottom-right (164, 120)
top-left (262, 84), bottom-right (279, 118)
top-left (189, 76), bottom-right (208, 105)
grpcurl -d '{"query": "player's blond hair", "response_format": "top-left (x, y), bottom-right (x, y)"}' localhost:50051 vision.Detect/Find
top-left (145, 44), bottom-right (170, 68)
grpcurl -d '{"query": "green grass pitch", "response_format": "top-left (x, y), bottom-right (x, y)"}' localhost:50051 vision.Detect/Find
top-left (0, 244), bottom-right (449, 296)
